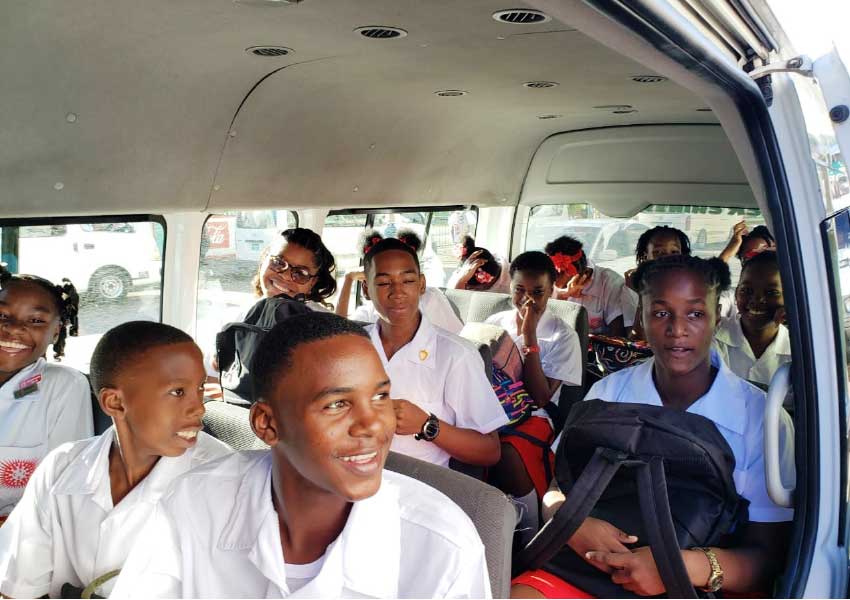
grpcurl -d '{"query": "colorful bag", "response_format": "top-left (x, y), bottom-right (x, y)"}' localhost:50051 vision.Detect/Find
top-left (492, 365), bottom-right (534, 426)
top-left (589, 334), bottom-right (653, 375)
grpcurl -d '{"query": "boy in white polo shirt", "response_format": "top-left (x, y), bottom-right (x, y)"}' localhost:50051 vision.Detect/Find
top-left (361, 237), bottom-right (509, 469)
top-left (111, 313), bottom-right (491, 598)
top-left (0, 321), bottom-right (231, 598)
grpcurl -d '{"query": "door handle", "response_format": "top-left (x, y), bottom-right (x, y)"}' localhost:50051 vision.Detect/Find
top-left (765, 363), bottom-right (795, 508)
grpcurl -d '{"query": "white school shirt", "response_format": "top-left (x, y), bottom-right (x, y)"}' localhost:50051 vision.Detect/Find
top-left (564, 264), bottom-right (634, 333)
top-left (110, 451), bottom-right (492, 599)
top-left (0, 427), bottom-right (230, 598)
top-left (713, 316), bottom-right (792, 386)
top-left (351, 287), bottom-right (464, 334)
top-left (0, 358), bottom-right (92, 519)
top-left (367, 315), bottom-right (509, 467)
top-left (485, 309), bottom-right (582, 417)
top-left (585, 349), bottom-right (795, 523)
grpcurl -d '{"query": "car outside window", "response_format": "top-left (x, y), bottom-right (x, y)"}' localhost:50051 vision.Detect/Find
top-left (524, 203), bottom-right (767, 285)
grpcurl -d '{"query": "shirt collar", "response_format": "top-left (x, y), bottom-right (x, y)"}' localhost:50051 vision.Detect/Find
top-left (219, 452), bottom-right (401, 598)
top-left (370, 312), bottom-right (438, 371)
top-left (716, 317), bottom-right (792, 358)
top-left (630, 349), bottom-right (747, 436)
top-left (52, 427), bottom-right (203, 510)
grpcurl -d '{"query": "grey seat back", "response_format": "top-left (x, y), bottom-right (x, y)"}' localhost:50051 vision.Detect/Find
top-left (202, 401), bottom-right (514, 597)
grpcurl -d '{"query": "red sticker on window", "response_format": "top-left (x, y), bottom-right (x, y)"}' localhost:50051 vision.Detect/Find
top-left (0, 459), bottom-right (38, 488)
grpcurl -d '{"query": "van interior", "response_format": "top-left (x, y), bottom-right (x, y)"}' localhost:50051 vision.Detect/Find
top-left (3, 0), bottom-right (850, 596)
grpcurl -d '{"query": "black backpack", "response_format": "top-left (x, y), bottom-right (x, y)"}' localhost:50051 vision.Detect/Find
top-left (215, 294), bottom-right (313, 404)
top-left (512, 400), bottom-right (749, 599)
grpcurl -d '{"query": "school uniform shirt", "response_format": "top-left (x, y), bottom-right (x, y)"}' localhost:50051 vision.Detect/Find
top-left (110, 450), bottom-right (492, 599)
top-left (0, 358), bottom-right (93, 520)
top-left (367, 315), bottom-right (509, 468)
top-left (0, 428), bottom-right (231, 599)
top-left (585, 349), bottom-right (795, 523)
top-left (351, 287), bottom-right (464, 334)
top-left (564, 263), bottom-right (635, 333)
top-left (485, 309), bottom-right (582, 417)
top-left (718, 288), bottom-right (738, 319)
top-left (713, 316), bottom-right (792, 386)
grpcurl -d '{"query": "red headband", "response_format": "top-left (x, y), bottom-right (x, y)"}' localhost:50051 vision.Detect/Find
top-left (474, 269), bottom-right (496, 284)
top-left (742, 248), bottom-right (763, 261)
top-left (549, 251), bottom-right (584, 277)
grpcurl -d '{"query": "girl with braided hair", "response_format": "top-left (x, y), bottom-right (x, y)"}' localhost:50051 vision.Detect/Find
top-left (0, 268), bottom-right (92, 521)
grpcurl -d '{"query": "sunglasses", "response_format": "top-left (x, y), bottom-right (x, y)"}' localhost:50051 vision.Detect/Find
top-left (267, 256), bottom-right (317, 285)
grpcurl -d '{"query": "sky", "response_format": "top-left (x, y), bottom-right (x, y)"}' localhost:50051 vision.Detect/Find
top-left (768, 0), bottom-right (850, 61)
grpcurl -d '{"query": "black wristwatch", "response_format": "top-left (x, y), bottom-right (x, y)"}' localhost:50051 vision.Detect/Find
top-left (414, 413), bottom-right (440, 441)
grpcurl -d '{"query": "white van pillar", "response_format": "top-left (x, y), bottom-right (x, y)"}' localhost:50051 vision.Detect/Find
top-left (161, 212), bottom-right (207, 336)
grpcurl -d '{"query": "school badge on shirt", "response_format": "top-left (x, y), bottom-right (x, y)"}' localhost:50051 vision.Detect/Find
top-left (13, 373), bottom-right (41, 399)
top-left (419, 350), bottom-right (429, 361)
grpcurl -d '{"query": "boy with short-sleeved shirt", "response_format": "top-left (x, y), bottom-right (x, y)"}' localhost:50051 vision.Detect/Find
top-left (368, 315), bottom-right (509, 467)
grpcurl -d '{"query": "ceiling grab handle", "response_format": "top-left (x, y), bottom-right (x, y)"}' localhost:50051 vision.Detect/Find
top-left (765, 363), bottom-right (794, 508)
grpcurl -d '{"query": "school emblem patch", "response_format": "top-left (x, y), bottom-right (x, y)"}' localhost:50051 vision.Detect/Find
top-left (0, 459), bottom-right (37, 488)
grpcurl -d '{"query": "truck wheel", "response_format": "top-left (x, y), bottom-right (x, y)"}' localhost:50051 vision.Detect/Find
top-left (91, 267), bottom-right (130, 301)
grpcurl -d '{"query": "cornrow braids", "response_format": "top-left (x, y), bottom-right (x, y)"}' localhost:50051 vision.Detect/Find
top-left (0, 273), bottom-right (81, 361)
top-left (633, 254), bottom-right (731, 298)
top-left (634, 226), bottom-right (691, 263)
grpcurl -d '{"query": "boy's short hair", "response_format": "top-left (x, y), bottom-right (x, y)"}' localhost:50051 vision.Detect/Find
top-left (509, 251), bottom-right (558, 283)
top-left (90, 321), bottom-right (195, 392)
top-left (251, 312), bottom-right (370, 402)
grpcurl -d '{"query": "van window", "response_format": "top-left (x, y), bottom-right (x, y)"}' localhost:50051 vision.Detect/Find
top-left (322, 208), bottom-right (477, 311)
top-left (0, 218), bottom-right (165, 372)
top-left (524, 203), bottom-right (766, 284)
top-left (196, 210), bottom-right (297, 359)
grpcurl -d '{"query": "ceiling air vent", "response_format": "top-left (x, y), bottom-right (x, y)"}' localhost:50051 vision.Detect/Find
top-left (246, 46), bottom-right (293, 57)
top-left (355, 26), bottom-right (408, 40)
top-left (538, 114), bottom-right (562, 120)
top-left (631, 75), bottom-right (668, 83)
top-left (435, 90), bottom-right (468, 97)
top-left (492, 9), bottom-right (551, 24)
top-left (523, 81), bottom-right (559, 89)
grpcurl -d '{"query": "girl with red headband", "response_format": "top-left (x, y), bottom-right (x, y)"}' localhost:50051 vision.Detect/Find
top-left (544, 236), bottom-right (635, 337)
top-left (447, 236), bottom-right (511, 293)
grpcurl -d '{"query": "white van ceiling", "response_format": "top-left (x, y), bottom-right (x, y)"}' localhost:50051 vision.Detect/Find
top-left (3, 0), bottom-right (722, 217)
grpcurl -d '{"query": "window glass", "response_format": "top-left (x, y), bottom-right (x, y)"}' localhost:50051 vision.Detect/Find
top-left (524, 203), bottom-right (766, 285)
top-left (196, 210), bottom-right (297, 360)
top-left (322, 213), bottom-right (369, 313)
top-left (0, 218), bottom-right (165, 372)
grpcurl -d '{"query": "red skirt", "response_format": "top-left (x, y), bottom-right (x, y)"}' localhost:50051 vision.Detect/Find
top-left (513, 569), bottom-right (595, 598)
top-left (500, 416), bottom-right (555, 498)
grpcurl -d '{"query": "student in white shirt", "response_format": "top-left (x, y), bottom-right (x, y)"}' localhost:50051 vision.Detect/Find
top-left (0, 271), bottom-right (92, 523)
top-left (485, 251), bottom-right (582, 544)
top-left (714, 250), bottom-right (791, 386)
top-left (361, 237), bottom-right (508, 468)
top-left (111, 313), bottom-right (491, 598)
top-left (0, 321), bottom-right (231, 598)
top-left (337, 231), bottom-right (464, 334)
top-left (513, 255), bottom-right (793, 599)
top-left (544, 236), bottom-right (635, 336)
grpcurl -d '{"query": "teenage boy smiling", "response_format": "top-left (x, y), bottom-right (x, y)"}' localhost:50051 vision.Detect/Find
top-left (112, 313), bottom-right (491, 598)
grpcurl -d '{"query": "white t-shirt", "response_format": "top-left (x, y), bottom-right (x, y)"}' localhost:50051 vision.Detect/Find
top-left (585, 349), bottom-right (795, 523)
top-left (0, 358), bottom-right (93, 519)
top-left (563, 264), bottom-right (636, 333)
top-left (367, 315), bottom-right (509, 467)
top-left (110, 451), bottom-right (492, 598)
top-left (0, 428), bottom-right (231, 599)
top-left (713, 316), bottom-right (792, 386)
top-left (485, 309), bottom-right (582, 418)
top-left (352, 287), bottom-right (464, 334)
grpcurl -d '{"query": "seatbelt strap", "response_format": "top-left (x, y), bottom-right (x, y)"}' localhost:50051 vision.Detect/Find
top-left (512, 447), bottom-right (625, 577)
top-left (635, 457), bottom-right (697, 599)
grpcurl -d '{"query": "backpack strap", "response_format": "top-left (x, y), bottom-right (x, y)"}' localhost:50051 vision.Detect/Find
top-left (635, 457), bottom-right (698, 599)
top-left (500, 425), bottom-right (553, 484)
top-left (215, 322), bottom-right (268, 375)
top-left (512, 447), bottom-right (627, 577)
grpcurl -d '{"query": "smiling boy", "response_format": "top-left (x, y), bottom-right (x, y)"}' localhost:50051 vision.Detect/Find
top-left (111, 312), bottom-right (491, 598)
top-left (0, 321), bottom-right (231, 598)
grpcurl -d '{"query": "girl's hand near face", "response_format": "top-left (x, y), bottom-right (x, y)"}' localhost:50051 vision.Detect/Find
top-left (454, 251), bottom-right (486, 287)
top-left (392, 399), bottom-right (429, 436)
top-left (557, 271), bottom-right (592, 299)
top-left (720, 220), bottom-right (749, 263)
top-left (519, 296), bottom-right (543, 343)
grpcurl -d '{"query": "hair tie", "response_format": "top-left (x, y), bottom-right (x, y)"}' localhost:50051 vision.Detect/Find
top-left (742, 248), bottom-right (763, 261)
top-left (363, 234), bottom-right (383, 255)
top-left (474, 269), bottom-right (495, 285)
top-left (549, 250), bottom-right (584, 277)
